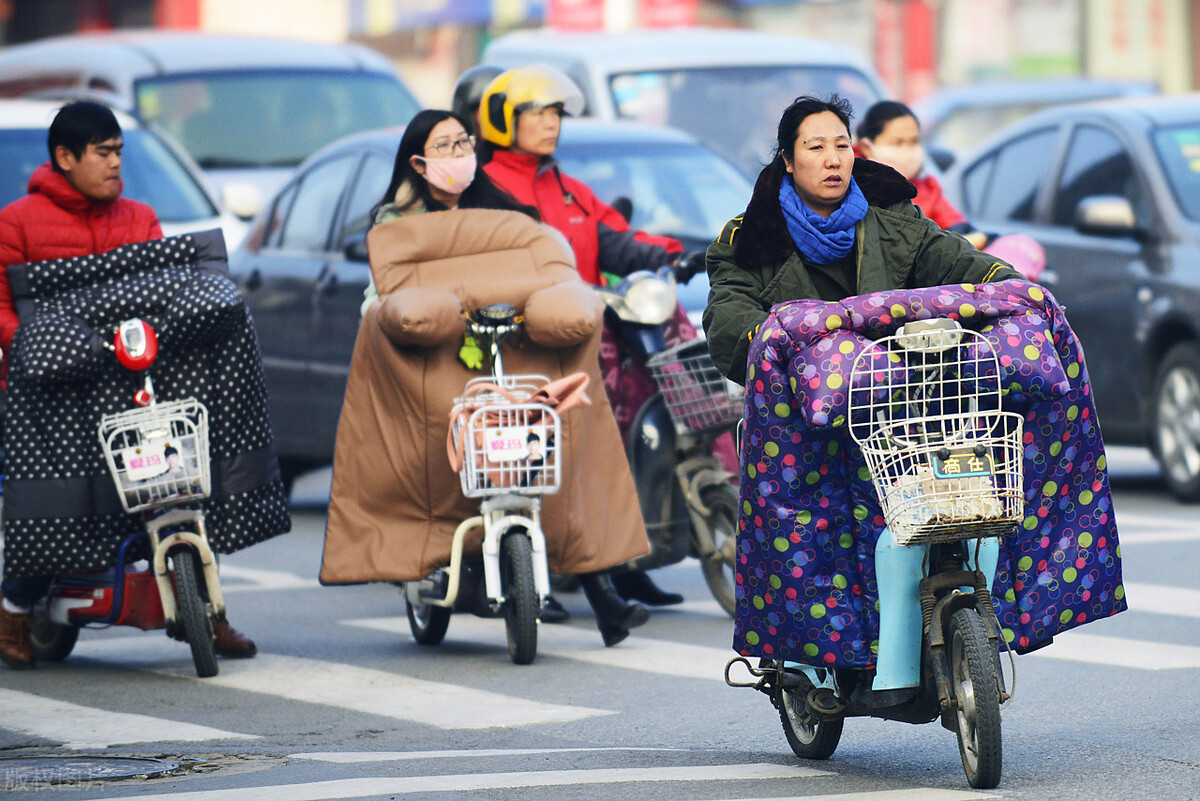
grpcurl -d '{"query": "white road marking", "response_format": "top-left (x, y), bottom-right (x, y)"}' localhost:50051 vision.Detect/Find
top-left (216, 564), bottom-right (321, 592)
top-left (1124, 582), bottom-right (1200, 619)
top-left (76, 763), bottom-right (830, 801)
top-left (1113, 528), bottom-right (1200, 545)
top-left (0, 688), bottom-right (257, 749)
top-left (691, 792), bottom-right (996, 801)
top-left (290, 747), bottom-right (683, 763)
top-left (344, 615), bottom-right (734, 682)
top-left (70, 637), bottom-right (611, 729)
top-left (1029, 632), bottom-right (1200, 670)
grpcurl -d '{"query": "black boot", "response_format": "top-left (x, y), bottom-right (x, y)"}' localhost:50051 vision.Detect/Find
top-left (611, 570), bottom-right (684, 606)
top-left (539, 594), bottom-right (570, 624)
top-left (579, 571), bottom-right (649, 647)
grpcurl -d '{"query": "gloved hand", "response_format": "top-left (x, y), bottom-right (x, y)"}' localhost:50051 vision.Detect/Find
top-left (671, 250), bottom-right (706, 284)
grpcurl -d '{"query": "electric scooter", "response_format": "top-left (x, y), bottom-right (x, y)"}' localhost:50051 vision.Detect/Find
top-left (402, 304), bottom-right (566, 665)
top-left (597, 267), bottom-right (742, 616)
top-left (726, 318), bottom-right (1024, 789)
top-left (27, 318), bottom-right (225, 678)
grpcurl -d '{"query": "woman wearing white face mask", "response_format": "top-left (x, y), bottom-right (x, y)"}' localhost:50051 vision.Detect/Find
top-left (855, 101), bottom-right (987, 248)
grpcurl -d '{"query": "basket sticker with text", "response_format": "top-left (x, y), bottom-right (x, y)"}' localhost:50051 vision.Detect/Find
top-left (484, 426), bottom-right (548, 464)
top-left (932, 448), bottom-right (994, 480)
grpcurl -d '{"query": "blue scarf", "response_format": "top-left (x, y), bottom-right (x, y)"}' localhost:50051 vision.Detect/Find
top-left (778, 177), bottom-right (868, 265)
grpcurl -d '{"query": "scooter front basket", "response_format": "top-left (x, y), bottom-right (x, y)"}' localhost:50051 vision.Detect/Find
top-left (647, 339), bottom-right (743, 435)
top-left (451, 397), bottom-right (563, 499)
top-left (98, 398), bottom-right (211, 513)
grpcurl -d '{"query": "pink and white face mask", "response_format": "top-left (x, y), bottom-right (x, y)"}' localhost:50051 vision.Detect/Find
top-left (869, 144), bottom-right (925, 181)
top-left (413, 153), bottom-right (477, 196)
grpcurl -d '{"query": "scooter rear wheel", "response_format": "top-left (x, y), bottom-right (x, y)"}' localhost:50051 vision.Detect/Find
top-left (406, 597), bottom-right (451, 645)
top-left (170, 548), bottom-right (218, 678)
top-left (29, 614), bottom-right (79, 662)
top-left (948, 607), bottom-right (1002, 788)
top-left (778, 684), bottom-right (844, 760)
top-left (501, 532), bottom-right (538, 665)
top-left (698, 483), bottom-right (739, 618)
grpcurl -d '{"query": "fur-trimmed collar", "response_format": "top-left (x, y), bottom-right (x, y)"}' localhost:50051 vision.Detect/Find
top-left (733, 158), bottom-right (917, 269)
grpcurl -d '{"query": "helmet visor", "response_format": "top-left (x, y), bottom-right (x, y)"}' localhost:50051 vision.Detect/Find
top-left (506, 64), bottom-right (585, 118)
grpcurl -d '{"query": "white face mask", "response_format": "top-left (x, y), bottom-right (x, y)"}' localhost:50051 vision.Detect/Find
top-left (869, 144), bottom-right (925, 181)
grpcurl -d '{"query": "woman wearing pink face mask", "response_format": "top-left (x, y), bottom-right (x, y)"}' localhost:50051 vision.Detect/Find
top-left (360, 109), bottom-right (539, 314)
top-left (855, 101), bottom-right (988, 249)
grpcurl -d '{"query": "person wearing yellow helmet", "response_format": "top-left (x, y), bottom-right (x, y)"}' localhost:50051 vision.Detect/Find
top-left (477, 64), bottom-right (710, 608)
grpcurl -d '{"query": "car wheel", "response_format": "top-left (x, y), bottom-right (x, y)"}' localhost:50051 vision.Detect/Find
top-left (1152, 343), bottom-right (1200, 501)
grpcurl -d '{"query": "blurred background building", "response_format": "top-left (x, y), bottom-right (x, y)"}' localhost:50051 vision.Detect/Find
top-left (0, 0), bottom-right (1196, 106)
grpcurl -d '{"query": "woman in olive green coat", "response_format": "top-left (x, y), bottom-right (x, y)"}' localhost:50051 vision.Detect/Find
top-left (704, 95), bottom-right (1022, 385)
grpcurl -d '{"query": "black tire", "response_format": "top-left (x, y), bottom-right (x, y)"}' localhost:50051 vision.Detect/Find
top-left (170, 548), bottom-right (218, 679)
top-left (698, 483), bottom-right (738, 618)
top-left (29, 612), bottom-right (79, 662)
top-left (1151, 344), bottom-right (1200, 501)
top-left (406, 595), bottom-right (451, 645)
top-left (778, 684), bottom-right (844, 760)
top-left (948, 607), bottom-right (1002, 789)
top-left (501, 532), bottom-right (538, 665)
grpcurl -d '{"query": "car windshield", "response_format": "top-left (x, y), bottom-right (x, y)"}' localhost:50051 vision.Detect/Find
top-left (1152, 123), bottom-right (1200, 222)
top-left (608, 65), bottom-right (880, 176)
top-left (135, 70), bottom-right (420, 169)
top-left (555, 140), bottom-right (752, 241)
top-left (0, 127), bottom-right (216, 221)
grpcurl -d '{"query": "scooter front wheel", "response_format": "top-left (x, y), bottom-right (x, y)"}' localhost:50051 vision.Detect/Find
top-left (406, 596), bottom-right (451, 645)
top-left (778, 683), bottom-right (844, 760)
top-left (29, 613), bottom-right (79, 662)
top-left (698, 483), bottom-right (739, 618)
top-left (170, 548), bottom-right (218, 678)
top-left (948, 607), bottom-right (1002, 789)
top-left (501, 532), bottom-right (538, 665)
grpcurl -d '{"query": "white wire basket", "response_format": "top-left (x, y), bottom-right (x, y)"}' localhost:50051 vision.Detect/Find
top-left (646, 339), bottom-right (743, 436)
top-left (451, 374), bottom-right (562, 499)
top-left (98, 398), bottom-right (211, 513)
top-left (848, 322), bottom-right (1024, 546)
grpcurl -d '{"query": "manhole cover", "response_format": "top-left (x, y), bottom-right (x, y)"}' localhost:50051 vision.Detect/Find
top-left (0, 756), bottom-right (180, 789)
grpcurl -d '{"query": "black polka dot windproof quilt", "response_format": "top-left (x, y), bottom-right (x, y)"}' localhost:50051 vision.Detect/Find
top-left (2, 229), bottom-right (291, 580)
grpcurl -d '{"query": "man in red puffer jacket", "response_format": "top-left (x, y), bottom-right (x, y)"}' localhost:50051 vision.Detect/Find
top-left (0, 101), bottom-right (257, 669)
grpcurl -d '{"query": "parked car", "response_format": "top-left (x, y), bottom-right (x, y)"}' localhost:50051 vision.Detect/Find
top-left (229, 120), bottom-right (753, 484)
top-left (914, 78), bottom-right (1157, 169)
top-left (482, 27), bottom-right (889, 178)
top-left (0, 98), bottom-right (245, 248)
top-left (0, 32), bottom-right (421, 220)
top-left (943, 94), bottom-right (1200, 499)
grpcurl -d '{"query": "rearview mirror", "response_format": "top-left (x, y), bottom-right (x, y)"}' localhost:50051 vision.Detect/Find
top-left (611, 196), bottom-right (633, 223)
top-left (1074, 195), bottom-right (1139, 237)
top-left (343, 232), bottom-right (370, 262)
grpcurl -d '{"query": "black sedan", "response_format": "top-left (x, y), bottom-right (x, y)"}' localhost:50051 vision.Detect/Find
top-left (945, 94), bottom-right (1200, 499)
top-left (229, 120), bottom-right (752, 488)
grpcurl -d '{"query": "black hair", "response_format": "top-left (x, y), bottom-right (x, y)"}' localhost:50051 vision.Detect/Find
top-left (856, 100), bottom-right (917, 142)
top-left (47, 101), bottom-right (122, 173)
top-left (164, 445), bottom-right (179, 457)
top-left (771, 94), bottom-right (855, 166)
top-left (373, 108), bottom-right (538, 222)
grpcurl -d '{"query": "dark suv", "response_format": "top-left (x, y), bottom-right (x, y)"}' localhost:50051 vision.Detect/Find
top-left (946, 94), bottom-right (1200, 499)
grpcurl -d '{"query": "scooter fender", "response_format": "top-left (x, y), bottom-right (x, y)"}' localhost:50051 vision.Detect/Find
top-left (626, 395), bottom-right (691, 569)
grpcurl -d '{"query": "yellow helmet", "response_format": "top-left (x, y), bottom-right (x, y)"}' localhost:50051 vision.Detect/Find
top-left (479, 64), bottom-right (585, 148)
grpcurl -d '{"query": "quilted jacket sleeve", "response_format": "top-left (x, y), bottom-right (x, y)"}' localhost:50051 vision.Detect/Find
top-left (703, 216), bottom-right (770, 385)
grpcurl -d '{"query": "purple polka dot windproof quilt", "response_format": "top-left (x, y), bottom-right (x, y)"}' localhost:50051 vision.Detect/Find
top-left (735, 279), bottom-right (1125, 668)
top-left (2, 230), bottom-right (290, 580)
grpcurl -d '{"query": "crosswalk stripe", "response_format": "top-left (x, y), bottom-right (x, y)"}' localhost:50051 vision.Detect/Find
top-left (70, 637), bottom-right (611, 729)
top-left (688, 792), bottom-right (996, 801)
top-left (289, 747), bottom-right (683, 763)
top-left (1124, 582), bottom-right (1200, 619)
top-left (217, 564), bottom-right (321, 592)
top-left (76, 763), bottom-right (831, 801)
top-left (1028, 631), bottom-right (1200, 670)
top-left (343, 615), bottom-right (733, 682)
top-left (0, 688), bottom-right (257, 749)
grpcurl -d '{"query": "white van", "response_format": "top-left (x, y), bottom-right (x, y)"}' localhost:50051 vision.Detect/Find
top-left (0, 31), bottom-right (421, 218)
top-left (483, 27), bottom-right (889, 177)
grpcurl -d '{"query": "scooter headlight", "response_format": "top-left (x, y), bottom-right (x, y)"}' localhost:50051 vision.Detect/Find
top-left (621, 273), bottom-right (677, 325)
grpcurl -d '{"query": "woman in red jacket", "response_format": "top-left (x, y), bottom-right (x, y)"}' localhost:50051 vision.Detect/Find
top-left (475, 66), bottom-right (701, 607)
top-left (0, 101), bottom-right (255, 669)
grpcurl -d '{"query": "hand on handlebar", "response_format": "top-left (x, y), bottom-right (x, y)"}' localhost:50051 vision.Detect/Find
top-left (671, 251), bottom-right (706, 285)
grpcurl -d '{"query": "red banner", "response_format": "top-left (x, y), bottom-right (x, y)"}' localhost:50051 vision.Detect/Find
top-left (548, 0), bottom-right (605, 31)
top-left (639, 0), bottom-right (698, 28)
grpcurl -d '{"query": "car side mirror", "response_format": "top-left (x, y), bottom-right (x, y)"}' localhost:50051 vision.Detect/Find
top-left (927, 146), bottom-right (956, 172)
top-left (221, 182), bottom-right (263, 220)
top-left (343, 231), bottom-right (370, 262)
top-left (611, 196), bottom-right (634, 223)
top-left (1074, 195), bottom-right (1140, 237)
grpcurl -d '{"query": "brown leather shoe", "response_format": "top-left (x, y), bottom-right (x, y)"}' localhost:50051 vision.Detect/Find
top-left (211, 617), bottom-right (257, 659)
top-left (0, 600), bottom-right (36, 669)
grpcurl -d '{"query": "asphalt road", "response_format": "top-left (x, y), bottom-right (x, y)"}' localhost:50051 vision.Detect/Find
top-left (1, 446), bottom-right (1197, 801)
